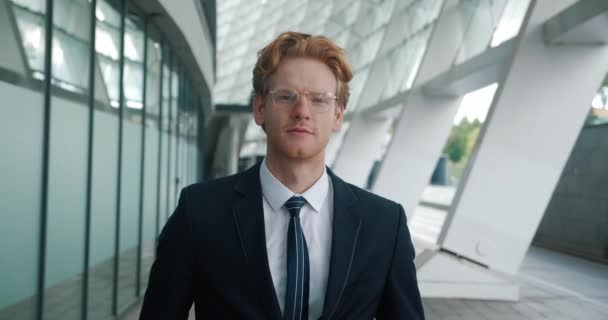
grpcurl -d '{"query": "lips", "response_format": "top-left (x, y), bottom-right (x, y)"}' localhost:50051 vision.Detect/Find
top-left (287, 127), bottom-right (313, 135)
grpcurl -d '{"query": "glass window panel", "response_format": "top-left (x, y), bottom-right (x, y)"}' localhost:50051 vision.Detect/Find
top-left (95, 0), bottom-right (121, 107)
top-left (161, 59), bottom-right (171, 131)
top-left (325, 21), bottom-right (344, 39)
top-left (402, 0), bottom-right (443, 40)
top-left (333, 29), bottom-right (350, 48)
top-left (349, 29), bottom-right (384, 69)
top-left (87, 109), bottom-right (117, 320)
top-left (382, 46), bottom-right (411, 99)
top-left (490, 0), bottom-right (531, 47)
top-left (346, 67), bottom-right (369, 113)
top-left (96, 0), bottom-right (121, 27)
top-left (124, 60), bottom-right (144, 109)
top-left (42, 0), bottom-right (92, 318)
top-left (454, 0), bottom-right (503, 64)
top-left (87, 2), bottom-right (116, 317)
top-left (0, 83), bottom-right (44, 320)
top-left (167, 69), bottom-right (180, 210)
top-left (51, 30), bottom-right (89, 91)
top-left (43, 98), bottom-right (88, 320)
top-left (351, 0), bottom-right (395, 38)
top-left (401, 27), bottom-right (431, 91)
top-left (378, 27), bottom-right (432, 97)
top-left (167, 132), bottom-right (177, 214)
top-left (146, 27), bottom-right (162, 119)
top-left (98, 55), bottom-right (120, 106)
top-left (159, 129), bottom-right (169, 221)
top-left (140, 125), bottom-right (159, 292)
top-left (141, 25), bottom-right (162, 292)
top-left (12, 4), bottom-right (46, 73)
top-left (117, 4), bottom-right (144, 312)
top-left (332, 1), bottom-right (360, 28)
top-left (11, 0), bottom-right (44, 12)
top-left (171, 70), bottom-right (179, 126)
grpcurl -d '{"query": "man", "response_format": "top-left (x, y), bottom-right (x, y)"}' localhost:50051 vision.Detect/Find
top-left (140, 31), bottom-right (424, 319)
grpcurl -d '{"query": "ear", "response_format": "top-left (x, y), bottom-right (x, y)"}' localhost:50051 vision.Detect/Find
top-left (332, 104), bottom-right (344, 132)
top-left (253, 94), bottom-right (265, 127)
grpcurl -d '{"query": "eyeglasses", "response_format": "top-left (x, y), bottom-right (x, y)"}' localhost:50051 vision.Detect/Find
top-left (268, 88), bottom-right (338, 113)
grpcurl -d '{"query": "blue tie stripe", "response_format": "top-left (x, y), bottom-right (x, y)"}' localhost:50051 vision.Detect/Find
top-left (284, 196), bottom-right (309, 320)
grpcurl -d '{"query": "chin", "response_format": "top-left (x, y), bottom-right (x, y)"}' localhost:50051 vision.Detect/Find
top-left (282, 146), bottom-right (320, 161)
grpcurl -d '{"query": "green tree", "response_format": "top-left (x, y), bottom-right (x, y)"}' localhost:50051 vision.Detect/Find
top-left (444, 118), bottom-right (482, 163)
top-left (446, 130), bottom-right (468, 162)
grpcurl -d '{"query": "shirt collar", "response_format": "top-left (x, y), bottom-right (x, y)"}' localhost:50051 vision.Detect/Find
top-left (259, 158), bottom-right (329, 213)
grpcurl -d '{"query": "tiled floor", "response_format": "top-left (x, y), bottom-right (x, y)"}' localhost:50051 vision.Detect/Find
top-left (0, 243), bottom-right (155, 320)
top-left (3, 228), bottom-right (605, 319)
top-left (123, 246), bottom-right (608, 320)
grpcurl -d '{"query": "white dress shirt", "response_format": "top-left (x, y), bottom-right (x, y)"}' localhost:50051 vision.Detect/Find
top-left (260, 159), bottom-right (333, 320)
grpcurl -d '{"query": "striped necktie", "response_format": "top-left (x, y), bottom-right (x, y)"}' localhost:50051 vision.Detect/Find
top-left (283, 196), bottom-right (310, 320)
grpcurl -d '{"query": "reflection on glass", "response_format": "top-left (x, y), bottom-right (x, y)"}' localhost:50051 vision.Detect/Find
top-left (351, 0), bottom-right (394, 39)
top-left (12, 2), bottom-right (46, 73)
top-left (11, 0), bottom-right (94, 91)
top-left (140, 27), bottom-right (163, 293)
top-left (400, 28), bottom-right (431, 91)
top-left (117, 3), bottom-right (144, 313)
top-left (95, 0), bottom-right (121, 107)
top-left (0, 3), bottom-right (46, 318)
top-left (349, 28), bottom-right (384, 69)
top-left (490, 0), bottom-right (531, 47)
top-left (145, 28), bottom-right (162, 120)
top-left (454, 0), bottom-right (506, 64)
top-left (86, 3), bottom-right (118, 318)
top-left (42, 0), bottom-right (92, 318)
top-left (381, 49), bottom-right (406, 99)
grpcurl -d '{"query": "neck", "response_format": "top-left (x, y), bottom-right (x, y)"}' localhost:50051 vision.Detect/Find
top-left (265, 152), bottom-right (326, 194)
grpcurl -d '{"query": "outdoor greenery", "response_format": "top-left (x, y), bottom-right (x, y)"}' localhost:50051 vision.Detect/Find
top-left (444, 118), bottom-right (482, 163)
top-left (443, 118), bottom-right (482, 181)
top-left (585, 74), bottom-right (608, 126)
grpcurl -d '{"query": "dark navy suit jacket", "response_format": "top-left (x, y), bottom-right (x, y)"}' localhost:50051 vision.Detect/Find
top-left (140, 162), bottom-right (424, 319)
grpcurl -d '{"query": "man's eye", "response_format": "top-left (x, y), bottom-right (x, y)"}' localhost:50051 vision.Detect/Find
top-left (311, 96), bottom-right (326, 104)
top-left (277, 94), bottom-right (295, 102)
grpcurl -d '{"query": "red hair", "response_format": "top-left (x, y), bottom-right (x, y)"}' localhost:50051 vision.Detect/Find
top-left (252, 31), bottom-right (353, 109)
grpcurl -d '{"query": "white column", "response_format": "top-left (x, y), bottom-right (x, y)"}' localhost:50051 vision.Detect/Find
top-left (439, 0), bottom-right (608, 274)
top-left (332, 116), bottom-right (392, 188)
top-left (370, 0), bottom-right (470, 218)
top-left (372, 92), bottom-right (462, 218)
top-left (211, 119), bottom-right (240, 177)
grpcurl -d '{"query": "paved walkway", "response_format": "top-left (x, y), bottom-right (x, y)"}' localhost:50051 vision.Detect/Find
top-left (123, 246), bottom-right (608, 319)
top-left (422, 247), bottom-right (608, 319)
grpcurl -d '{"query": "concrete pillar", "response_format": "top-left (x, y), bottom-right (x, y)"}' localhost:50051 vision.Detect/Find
top-left (332, 116), bottom-right (391, 188)
top-left (439, 0), bottom-right (608, 274)
top-left (372, 92), bottom-right (462, 217)
top-left (370, 0), bottom-right (471, 218)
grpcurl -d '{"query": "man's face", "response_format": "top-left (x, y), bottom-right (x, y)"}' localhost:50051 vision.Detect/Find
top-left (253, 57), bottom-right (344, 162)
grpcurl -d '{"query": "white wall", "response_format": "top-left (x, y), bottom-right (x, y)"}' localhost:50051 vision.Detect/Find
top-left (158, 0), bottom-right (215, 89)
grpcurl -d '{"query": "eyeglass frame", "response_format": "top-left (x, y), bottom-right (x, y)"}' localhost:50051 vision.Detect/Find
top-left (267, 88), bottom-right (339, 113)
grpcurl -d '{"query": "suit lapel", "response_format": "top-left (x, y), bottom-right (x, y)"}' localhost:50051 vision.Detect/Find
top-left (232, 163), bottom-right (283, 320)
top-left (321, 168), bottom-right (361, 320)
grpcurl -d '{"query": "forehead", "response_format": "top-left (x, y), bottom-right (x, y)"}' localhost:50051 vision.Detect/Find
top-left (271, 57), bottom-right (338, 92)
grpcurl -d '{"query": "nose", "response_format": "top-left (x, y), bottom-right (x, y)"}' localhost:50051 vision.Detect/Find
top-left (292, 93), bottom-right (312, 119)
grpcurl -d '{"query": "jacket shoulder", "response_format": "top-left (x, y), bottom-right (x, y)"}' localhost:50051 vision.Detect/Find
top-left (181, 172), bottom-right (241, 198)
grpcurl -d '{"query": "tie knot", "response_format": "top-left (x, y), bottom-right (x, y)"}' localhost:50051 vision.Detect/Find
top-left (285, 196), bottom-right (306, 218)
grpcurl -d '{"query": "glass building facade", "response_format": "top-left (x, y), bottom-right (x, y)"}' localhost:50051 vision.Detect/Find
top-left (0, 0), bottom-right (204, 318)
top-left (1, 0), bottom-right (607, 318)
